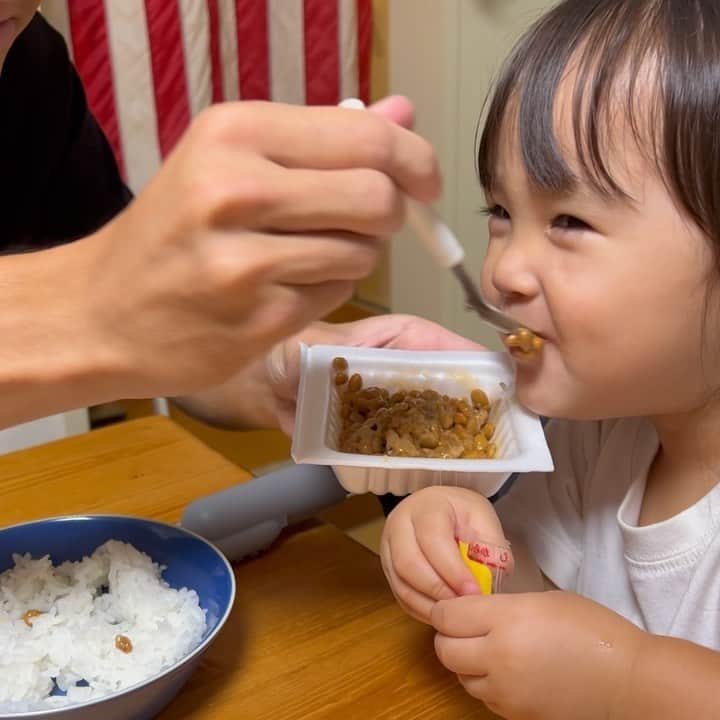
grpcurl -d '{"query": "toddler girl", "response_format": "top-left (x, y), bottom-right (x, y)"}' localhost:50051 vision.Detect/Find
top-left (381, 1), bottom-right (720, 717)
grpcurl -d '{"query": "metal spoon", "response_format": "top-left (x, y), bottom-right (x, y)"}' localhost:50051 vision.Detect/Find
top-left (405, 200), bottom-right (523, 335)
top-left (340, 98), bottom-right (543, 353)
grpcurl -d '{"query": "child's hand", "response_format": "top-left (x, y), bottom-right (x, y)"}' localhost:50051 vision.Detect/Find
top-left (380, 486), bottom-right (511, 624)
top-left (432, 591), bottom-right (646, 719)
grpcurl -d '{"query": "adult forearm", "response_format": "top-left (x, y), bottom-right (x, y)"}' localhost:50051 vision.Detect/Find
top-left (0, 239), bottom-right (123, 428)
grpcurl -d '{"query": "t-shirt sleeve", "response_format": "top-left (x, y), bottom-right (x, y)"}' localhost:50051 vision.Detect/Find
top-left (0, 13), bottom-right (132, 253)
top-left (494, 419), bottom-right (603, 590)
top-left (40, 47), bottom-right (133, 244)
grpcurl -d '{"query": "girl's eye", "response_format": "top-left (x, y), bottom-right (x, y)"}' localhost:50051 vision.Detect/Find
top-left (481, 204), bottom-right (510, 221)
top-left (552, 215), bottom-right (592, 232)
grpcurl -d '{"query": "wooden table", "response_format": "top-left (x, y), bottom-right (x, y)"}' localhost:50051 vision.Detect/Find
top-left (0, 417), bottom-right (494, 719)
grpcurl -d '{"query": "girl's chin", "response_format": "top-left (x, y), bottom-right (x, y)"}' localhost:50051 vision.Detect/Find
top-left (514, 370), bottom-right (552, 416)
top-left (515, 378), bottom-right (603, 420)
top-left (512, 348), bottom-right (572, 417)
top-left (512, 347), bottom-right (628, 420)
top-left (514, 386), bottom-right (554, 417)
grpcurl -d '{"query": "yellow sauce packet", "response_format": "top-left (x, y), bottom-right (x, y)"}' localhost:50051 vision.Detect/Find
top-left (458, 540), bottom-right (494, 595)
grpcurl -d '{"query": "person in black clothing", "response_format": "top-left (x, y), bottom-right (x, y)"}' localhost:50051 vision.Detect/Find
top-left (0, 4), bottom-right (477, 435)
top-left (0, 10), bottom-right (131, 252)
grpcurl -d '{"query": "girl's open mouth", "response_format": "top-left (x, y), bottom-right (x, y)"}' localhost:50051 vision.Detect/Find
top-left (504, 328), bottom-right (544, 359)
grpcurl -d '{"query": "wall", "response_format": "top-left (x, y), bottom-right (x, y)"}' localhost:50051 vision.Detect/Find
top-left (387, 0), bottom-right (553, 345)
top-left (355, 0), bottom-right (391, 310)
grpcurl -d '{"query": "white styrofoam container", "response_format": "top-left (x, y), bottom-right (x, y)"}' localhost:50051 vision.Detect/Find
top-left (291, 345), bottom-right (554, 497)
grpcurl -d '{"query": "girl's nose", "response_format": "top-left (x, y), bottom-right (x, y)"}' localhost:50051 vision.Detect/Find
top-left (487, 232), bottom-right (541, 306)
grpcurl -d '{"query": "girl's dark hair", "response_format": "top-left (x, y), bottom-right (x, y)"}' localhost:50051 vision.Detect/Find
top-left (478, 0), bottom-right (720, 252)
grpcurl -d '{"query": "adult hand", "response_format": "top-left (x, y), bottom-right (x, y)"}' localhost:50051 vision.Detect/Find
top-left (77, 98), bottom-right (440, 398)
top-left (175, 313), bottom-right (483, 433)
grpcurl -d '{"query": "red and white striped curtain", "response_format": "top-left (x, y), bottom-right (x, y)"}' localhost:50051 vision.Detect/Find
top-left (41, 1), bottom-right (372, 192)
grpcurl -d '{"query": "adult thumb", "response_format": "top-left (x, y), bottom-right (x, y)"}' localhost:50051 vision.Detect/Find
top-left (369, 94), bottom-right (415, 129)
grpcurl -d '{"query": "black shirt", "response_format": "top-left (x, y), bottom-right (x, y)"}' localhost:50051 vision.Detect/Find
top-left (0, 14), bottom-right (131, 253)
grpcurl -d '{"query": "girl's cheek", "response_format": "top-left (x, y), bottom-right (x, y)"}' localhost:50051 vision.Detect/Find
top-left (479, 253), bottom-right (498, 300)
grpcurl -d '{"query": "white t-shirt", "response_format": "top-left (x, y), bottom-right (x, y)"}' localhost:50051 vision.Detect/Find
top-left (494, 417), bottom-right (720, 650)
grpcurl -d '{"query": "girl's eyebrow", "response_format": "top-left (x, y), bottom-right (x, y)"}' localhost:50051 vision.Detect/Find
top-left (559, 183), bottom-right (640, 211)
top-left (486, 172), bottom-right (639, 211)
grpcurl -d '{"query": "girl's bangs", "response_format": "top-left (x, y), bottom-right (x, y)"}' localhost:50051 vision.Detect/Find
top-left (477, 1), bottom-right (678, 201)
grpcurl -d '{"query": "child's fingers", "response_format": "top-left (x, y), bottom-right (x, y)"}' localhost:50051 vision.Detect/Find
top-left (379, 540), bottom-right (435, 623)
top-left (434, 633), bottom-right (490, 677)
top-left (456, 674), bottom-right (492, 703)
top-left (387, 517), bottom-right (459, 602)
top-left (413, 506), bottom-right (483, 596)
top-left (431, 595), bottom-right (496, 637)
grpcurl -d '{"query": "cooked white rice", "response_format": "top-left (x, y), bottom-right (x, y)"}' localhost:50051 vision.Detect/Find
top-left (0, 540), bottom-right (207, 712)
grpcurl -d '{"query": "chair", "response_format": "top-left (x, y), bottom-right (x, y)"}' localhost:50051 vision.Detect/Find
top-left (0, 410), bottom-right (89, 454)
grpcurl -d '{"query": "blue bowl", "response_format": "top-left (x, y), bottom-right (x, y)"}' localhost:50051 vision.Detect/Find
top-left (0, 515), bottom-right (236, 719)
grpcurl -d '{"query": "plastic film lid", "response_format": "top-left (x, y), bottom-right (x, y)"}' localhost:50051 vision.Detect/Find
top-left (458, 537), bottom-right (512, 594)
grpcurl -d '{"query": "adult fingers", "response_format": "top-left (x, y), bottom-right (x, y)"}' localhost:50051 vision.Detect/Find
top-left (234, 166), bottom-right (406, 238)
top-left (192, 102), bottom-right (441, 203)
top-left (205, 230), bottom-right (383, 289)
top-left (369, 95), bottom-right (415, 128)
